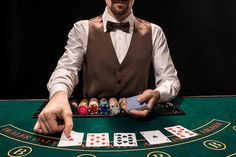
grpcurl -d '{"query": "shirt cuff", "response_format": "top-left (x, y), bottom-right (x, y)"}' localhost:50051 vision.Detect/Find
top-left (155, 85), bottom-right (171, 102)
top-left (49, 84), bottom-right (69, 99)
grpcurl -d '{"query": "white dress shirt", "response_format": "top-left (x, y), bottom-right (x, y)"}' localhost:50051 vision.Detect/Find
top-left (47, 8), bottom-right (181, 102)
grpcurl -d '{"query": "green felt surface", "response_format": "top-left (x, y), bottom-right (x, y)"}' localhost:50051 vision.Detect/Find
top-left (0, 97), bottom-right (236, 157)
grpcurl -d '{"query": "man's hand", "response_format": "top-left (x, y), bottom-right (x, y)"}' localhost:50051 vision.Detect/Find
top-left (120, 89), bottom-right (160, 117)
top-left (33, 91), bottom-right (73, 138)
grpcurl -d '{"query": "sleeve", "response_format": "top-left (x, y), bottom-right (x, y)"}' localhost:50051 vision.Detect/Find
top-left (47, 20), bottom-right (89, 98)
top-left (151, 23), bottom-right (181, 102)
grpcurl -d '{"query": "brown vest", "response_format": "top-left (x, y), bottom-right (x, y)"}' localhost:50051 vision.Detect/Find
top-left (83, 16), bottom-right (152, 98)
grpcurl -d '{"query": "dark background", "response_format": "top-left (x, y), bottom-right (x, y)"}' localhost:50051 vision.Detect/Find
top-left (2, 0), bottom-right (236, 99)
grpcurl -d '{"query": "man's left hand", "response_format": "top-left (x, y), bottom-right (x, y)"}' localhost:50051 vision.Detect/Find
top-left (120, 89), bottom-right (160, 117)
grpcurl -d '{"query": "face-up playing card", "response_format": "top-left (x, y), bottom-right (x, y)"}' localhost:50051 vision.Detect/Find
top-left (126, 95), bottom-right (147, 111)
top-left (58, 130), bottom-right (84, 147)
top-left (140, 130), bottom-right (171, 145)
top-left (86, 133), bottom-right (109, 147)
top-left (113, 133), bottom-right (138, 147)
top-left (164, 125), bottom-right (198, 139)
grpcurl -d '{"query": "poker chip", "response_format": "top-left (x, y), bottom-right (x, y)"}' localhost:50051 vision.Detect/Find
top-left (77, 98), bottom-right (89, 115)
top-left (99, 98), bottom-right (109, 114)
top-left (88, 98), bottom-right (99, 115)
top-left (109, 98), bottom-right (120, 115)
top-left (69, 100), bottom-right (78, 114)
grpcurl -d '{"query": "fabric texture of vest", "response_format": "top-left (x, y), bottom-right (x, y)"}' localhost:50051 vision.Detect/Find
top-left (83, 16), bottom-right (152, 98)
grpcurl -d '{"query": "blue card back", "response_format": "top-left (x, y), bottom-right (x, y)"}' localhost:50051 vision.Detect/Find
top-left (126, 95), bottom-right (148, 111)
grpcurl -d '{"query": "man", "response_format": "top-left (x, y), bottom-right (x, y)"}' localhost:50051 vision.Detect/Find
top-left (34, 0), bottom-right (181, 138)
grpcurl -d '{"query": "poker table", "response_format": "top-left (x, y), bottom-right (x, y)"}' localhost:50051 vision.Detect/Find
top-left (0, 96), bottom-right (236, 157)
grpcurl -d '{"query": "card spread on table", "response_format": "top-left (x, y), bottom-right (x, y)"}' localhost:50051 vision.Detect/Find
top-left (58, 130), bottom-right (84, 147)
top-left (164, 125), bottom-right (198, 139)
top-left (113, 133), bottom-right (138, 147)
top-left (86, 133), bottom-right (109, 147)
top-left (140, 130), bottom-right (171, 145)
top-left (126, 95), bottom-right (147, 111)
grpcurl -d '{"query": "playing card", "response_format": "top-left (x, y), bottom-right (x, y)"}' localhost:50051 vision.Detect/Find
top-left (86, 133), bottom-right (109, 147)
top-left (140, 130), bottom-right (171, 145)
top-left (58, 130), bottom-right (84, 147)
top-left (113, 133), bottom-right (138, 147)
top-left (165, 125), bottom-right (198, 139)
top-left (126, 95), bottom-right (147, 111)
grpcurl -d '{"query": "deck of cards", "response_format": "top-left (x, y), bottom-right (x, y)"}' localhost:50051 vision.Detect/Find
top-left (126, 95), bottom-right (148, 111)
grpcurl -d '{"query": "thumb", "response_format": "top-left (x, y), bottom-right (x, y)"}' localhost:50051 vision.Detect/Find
top-left (137, 93), bottom-right (151, 103)
top-left (62, 111), bottom-right (73, 138)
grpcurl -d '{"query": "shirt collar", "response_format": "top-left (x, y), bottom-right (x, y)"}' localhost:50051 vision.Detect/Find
top-left (102, 7), bottom-right (135, 33)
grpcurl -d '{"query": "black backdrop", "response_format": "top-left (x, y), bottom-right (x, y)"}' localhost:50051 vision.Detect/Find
top-left (2, 0), bottom-right (236, 99)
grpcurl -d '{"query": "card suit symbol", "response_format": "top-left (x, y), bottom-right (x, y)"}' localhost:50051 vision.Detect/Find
top-left (123, 140), bottom-right (128, 143)
top-left (102, 138), bottom-right (106, 140)
top-left (117, 142), bottom-right (122, 145)
top-left (117, 137), bottom-right (122, 140)
top-left (96, 140), bottom-right (100, 143)
top-left (123, 135), bottom-right (127, 138)
top-left (102, 142), bottom-right (106, 145)
top-left (128, 134), bottom-right (132, 136)
top-left (129, 142), bottom-right (134, 145)
top-left (90, 138), bottom-right (94, 141)
top-left (96, 136), bottom-right (100, 139)
top-left (90, 142), bottom-right (94, 145)
top-left (152, 135), bottom-right (158, 138)
top-left (117, 134), bottom-right (121, 136)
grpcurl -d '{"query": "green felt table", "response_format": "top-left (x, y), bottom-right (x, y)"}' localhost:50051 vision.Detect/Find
top-left (0, 96), bottom-right (236, 157)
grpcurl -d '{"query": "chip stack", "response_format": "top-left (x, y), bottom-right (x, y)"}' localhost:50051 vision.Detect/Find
top-left (77, 98), bottom-right (89, 115)
top-left (99, 98), bottom-right (109, 115)
top-left (153, 103), bottom-right (162, 113)
top-left (109, 97), bottom-right (120, 115)
top-left (118, 98), bottom-right (126, 114)
top-left (88, 98), bottom-right (99, 115)
top-left (69, 100), bottom-right (78, 115)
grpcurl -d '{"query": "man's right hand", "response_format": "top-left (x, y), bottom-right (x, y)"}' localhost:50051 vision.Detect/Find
top-left (33, 91), bottom-right (73, 138)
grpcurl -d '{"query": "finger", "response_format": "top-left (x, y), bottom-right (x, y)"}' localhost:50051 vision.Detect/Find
top-left (119, 98), bottom-right (128, 113)
top-left (43, 116), bottom-right (54, 134)
top-left (129, 109), bottom-right (149, 117)
top-left (62, 110), bottom-right (73, 138)
top-left (146, 97), bottom-right (156, 109)
top-left (38, 117), bottom-right (49, 134)
top-left (33, 120), bottom-right (43, 134)
top-left (137, 92), bottom-right (152, 103)
top-left (45, 114), bottom-right (64, 133)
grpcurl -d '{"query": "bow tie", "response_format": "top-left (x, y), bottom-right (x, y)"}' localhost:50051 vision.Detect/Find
top-left (106, 21), bottom-right (130, 33)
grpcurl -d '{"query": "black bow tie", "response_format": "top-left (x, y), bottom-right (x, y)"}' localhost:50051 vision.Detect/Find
top-left (106, 21), bottom-right (130, 33)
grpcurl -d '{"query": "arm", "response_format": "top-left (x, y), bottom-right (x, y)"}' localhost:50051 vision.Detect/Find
top-left (126, 24), bottom-right (180, 117)
top-left (152, 23), bottom-right (181, 102)
top-left (34, 21), bottom-right (88, 137)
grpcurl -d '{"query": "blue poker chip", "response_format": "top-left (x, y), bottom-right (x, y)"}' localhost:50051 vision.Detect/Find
top-left (99, 103), bottom-right (109, 114)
